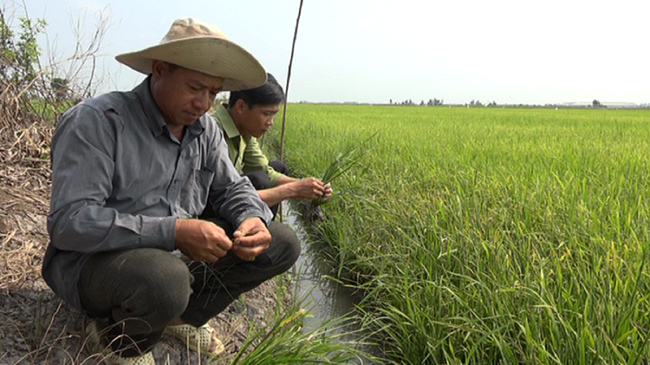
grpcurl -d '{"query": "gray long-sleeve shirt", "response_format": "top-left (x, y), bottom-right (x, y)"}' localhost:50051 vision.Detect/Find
top-left (43, 77), bottom-right (272, 310)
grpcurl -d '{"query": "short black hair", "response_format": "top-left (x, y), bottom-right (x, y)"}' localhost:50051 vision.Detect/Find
top-left (228, 73), bottom-right (284, 109)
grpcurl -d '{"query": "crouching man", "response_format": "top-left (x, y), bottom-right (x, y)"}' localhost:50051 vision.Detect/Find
top-left (42, 17), bottom-right (300, 364)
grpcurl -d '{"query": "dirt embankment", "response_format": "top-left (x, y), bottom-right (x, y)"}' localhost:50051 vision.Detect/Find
top-left (0, 120), bottom-right (288, 364)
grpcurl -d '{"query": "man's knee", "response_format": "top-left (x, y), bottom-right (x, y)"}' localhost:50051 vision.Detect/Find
top-left (269, 160), bottom-right (290, 176)
top-left (80, 249), bottom-right (192, 326)
top-left (137, 253), bottom-right (193, 322)
top-left (245, 171), bottom-right (271, 190)
top-left (268, 221), bottom-right (301, 271)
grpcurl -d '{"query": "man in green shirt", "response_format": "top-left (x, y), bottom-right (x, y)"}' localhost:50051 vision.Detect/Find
top-left (213, 73), bottom-right (332, 218)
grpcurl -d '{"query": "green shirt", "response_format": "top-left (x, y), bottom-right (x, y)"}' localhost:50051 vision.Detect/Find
top-left (214, 104), bottom-right (284, 185)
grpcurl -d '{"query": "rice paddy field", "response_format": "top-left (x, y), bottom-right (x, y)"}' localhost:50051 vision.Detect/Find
top-left (274, 104), bottom-right (650, 364)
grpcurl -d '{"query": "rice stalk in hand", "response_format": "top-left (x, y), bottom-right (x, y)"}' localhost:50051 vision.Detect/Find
top-left (313, 132), bottom-right (378, 207)
top-left (304, 131), bottom-right (378, 223)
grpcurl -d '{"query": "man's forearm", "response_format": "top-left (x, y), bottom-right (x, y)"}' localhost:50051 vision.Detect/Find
top-left (257, 183), bottom-right (298, 207)
top-left (273, 175), bottom-right (298, 186)
top-left (257, 176), bottom-right (330, 205)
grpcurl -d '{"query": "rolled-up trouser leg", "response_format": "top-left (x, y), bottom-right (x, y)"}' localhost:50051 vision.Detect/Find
top-left (78, 248), bottom-right (193, 357)
top-left (180, 219), bottom-right (301, 327)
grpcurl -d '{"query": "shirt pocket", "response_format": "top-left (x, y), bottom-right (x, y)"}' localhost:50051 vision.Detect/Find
top-left (177, 167), bottom-right (214, 217)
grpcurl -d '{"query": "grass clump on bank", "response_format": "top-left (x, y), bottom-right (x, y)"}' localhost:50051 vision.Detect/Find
top-left (273, 104), bottom-right (650, 364)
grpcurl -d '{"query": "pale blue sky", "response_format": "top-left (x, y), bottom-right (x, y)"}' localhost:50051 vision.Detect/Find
top-left (12, 0), bottom-right (650, 105)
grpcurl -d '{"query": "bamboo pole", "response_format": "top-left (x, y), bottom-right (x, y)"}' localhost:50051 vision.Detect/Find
top-left (279, 0), bottom-right (304, 162)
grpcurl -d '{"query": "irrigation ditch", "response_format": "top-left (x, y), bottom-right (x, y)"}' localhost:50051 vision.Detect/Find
top-left (283, 202), bottom-right (382, 363)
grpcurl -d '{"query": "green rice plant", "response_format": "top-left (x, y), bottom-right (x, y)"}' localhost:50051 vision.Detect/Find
top-left (300, 130), bottom-right (377, 213)
top-left (276, 104), bottom-right (650, 364)
top-left (318, 131), bottom-right (378, 186)
top-left (230, 304), bottom-right (374, 364)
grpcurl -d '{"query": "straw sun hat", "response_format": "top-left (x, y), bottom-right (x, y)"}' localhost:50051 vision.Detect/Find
top-left (115, 17), bottom-right (267, 91)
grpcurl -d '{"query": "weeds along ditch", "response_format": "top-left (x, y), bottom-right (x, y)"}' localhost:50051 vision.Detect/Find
top-left (270, 104), bottom-right (650, 364)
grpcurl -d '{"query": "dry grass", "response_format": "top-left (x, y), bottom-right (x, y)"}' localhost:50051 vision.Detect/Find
top-left (0, 117), bottom-right (52, 293)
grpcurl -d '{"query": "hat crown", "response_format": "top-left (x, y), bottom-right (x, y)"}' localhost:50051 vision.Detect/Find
top-left (115, 17), bottom-right (266, 91)
top-left (161, 17), bottom-right (227, 44)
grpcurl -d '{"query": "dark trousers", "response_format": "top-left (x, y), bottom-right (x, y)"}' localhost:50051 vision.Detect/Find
top-left (244, 160), bottom-right (289, 220)
top-left (78, 218), bottom-right (300, 356)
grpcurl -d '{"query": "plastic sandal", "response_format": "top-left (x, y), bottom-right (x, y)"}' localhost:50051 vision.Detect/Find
top-left (85, 320), bottom-right (156, 365)
top-left (165, 323), bottom-right (225, 356)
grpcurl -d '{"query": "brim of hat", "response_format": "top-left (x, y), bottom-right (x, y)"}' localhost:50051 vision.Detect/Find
top-left (115, 37), bottom-right (266, 91)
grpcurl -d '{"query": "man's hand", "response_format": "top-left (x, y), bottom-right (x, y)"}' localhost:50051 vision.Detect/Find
top-left (231, 217), bottom-right (272, 262)
top-left (175, 219), bottom-right (233, 262)
top-left (292, 177), bottom-right (333, 200)
top-left (257, 177), bottom-right (334, 207)
top-left (323, 182), bottom-right (333, 199)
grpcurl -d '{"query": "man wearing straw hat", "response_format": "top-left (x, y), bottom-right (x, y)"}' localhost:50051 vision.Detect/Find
top-left (43, 17), bottom-right (300, 364)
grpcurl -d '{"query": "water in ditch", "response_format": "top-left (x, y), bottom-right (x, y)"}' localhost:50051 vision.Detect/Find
top-left (282, 202), bottom-right (381, 363)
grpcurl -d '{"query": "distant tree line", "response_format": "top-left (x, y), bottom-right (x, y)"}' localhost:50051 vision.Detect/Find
top-left (389, 98), bottom-right (444, 106)
top-left (385, 98), bottom-right (650, 109)
top-left (467, 100), bottom-right (498, 107)
top-left (388, 98), bottom-right (500, 107)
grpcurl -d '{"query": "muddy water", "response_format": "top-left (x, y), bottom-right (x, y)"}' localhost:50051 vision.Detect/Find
top-left (283, 203), bottom-right (381, 363)
top-left (283, 203), bottom-right (359, 331)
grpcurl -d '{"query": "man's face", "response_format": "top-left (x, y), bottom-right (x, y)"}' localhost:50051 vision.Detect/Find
top-left (151, 61), bottom-right (224, 131)
top-left (238, 101), bottom-right (280, 138)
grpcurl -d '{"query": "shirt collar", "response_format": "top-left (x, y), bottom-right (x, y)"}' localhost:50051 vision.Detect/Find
top-left (133, 76), bottom-right (205, 139)
top-left (215, 103), bottom-right (241, 139)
